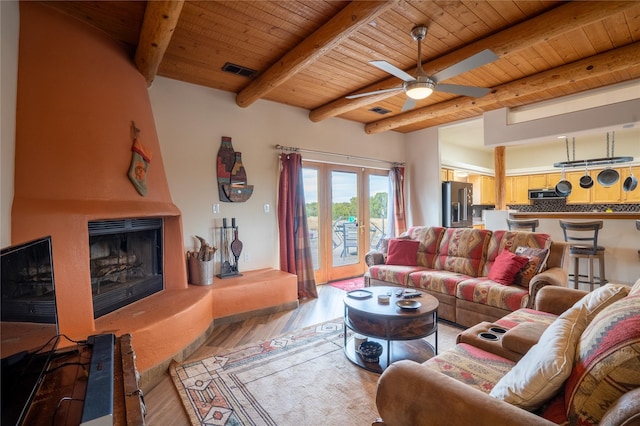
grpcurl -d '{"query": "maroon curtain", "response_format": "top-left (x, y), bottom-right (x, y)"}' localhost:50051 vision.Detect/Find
top-left (277, 153), bottom-right (318, 299)
top-left (390, 166), bottom-right (407, 235)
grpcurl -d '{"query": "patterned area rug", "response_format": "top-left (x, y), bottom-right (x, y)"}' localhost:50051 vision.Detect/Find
top-left (327, 276), bottom-right (364, 291)
top-left (170, 319), bottom-right (461, 425)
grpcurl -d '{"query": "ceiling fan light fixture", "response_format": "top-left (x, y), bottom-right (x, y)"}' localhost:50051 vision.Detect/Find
top-left (405, 80), bottom-right (434, 100)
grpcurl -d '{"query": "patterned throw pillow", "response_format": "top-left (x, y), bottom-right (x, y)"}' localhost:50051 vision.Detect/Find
top-left (487, 249), bottom-right (530, 286)
top-left (564, 295), bottom-right (640, 425)
top-left (513, 246), bottom-right (550, 288)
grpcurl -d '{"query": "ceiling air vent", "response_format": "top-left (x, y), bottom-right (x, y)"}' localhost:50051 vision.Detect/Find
top-left (222, 62), bottom-right (256, 78)
top-left (370, 106), bottom-right (391, 115)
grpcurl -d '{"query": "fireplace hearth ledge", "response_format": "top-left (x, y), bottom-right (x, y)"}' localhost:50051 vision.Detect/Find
top-left (92, 268), bottom-right (298, 391)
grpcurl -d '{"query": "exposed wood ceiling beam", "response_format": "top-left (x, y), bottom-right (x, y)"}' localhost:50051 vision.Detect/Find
top-left (308, 1), bottom-right (638, 123)
top-left (235, 1), bottom-right (396, 108)
top-left (364, 42), bottom-right (640, 134)
top-left (134, 0), bottom-right (185, 87)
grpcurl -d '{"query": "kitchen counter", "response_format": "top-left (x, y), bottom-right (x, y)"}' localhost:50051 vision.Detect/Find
top-left (513, 212), bottom-right (640, 220)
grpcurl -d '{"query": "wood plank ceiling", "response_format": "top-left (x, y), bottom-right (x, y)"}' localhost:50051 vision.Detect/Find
top-left (41, 1), bottom-right (640, 134)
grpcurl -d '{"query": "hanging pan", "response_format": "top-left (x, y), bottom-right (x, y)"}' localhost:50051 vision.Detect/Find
top-left (579, 164), bottom-right (593, 189)
top-left (623, 166), bottom-right (638, 192)
top-left (598, 168), bottom-right (619, 187)
top-left (556, 167), bottom-right (572, 196)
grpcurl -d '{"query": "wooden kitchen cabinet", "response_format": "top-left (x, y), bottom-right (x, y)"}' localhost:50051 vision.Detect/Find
top-left (528, 174), bottom-right (547, 189)
top-left (529, 173), bottom-right (562, 189)
top-left (546, 172), bottom-right (562, 188)
top-left (506, 176), bottom-right (529, 204)
top-left (441, 168), bottom-right (455, 181)
top-left (469, 175), bottom-right (495, 205)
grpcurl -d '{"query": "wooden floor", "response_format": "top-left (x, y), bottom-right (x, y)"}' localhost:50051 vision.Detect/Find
top-left (144, 284), bottom-right (346, 425)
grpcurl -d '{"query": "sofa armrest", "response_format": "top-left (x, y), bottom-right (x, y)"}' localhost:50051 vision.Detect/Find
top-left (375, 360), bottom-right (555, 426)
top-left (534, 285), bottom-right (588, 315)
top-left (365, 250), bottom-right (385, 267)
top-left (600, 387), bottom-right (640, 426)
top-left (502, 322), bottom-right (548, 355)
top-left (527, 266), bottom-right (569, 308)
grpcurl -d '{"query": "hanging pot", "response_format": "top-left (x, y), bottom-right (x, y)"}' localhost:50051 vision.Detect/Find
top-left (623, 167), bottom-right (638, 192)
top-left (597, 167), bottom-right (619, 187)
top-left (579, 164), bottom-right (593, 189)
top-left (555, 167), bottom-right (572, 196)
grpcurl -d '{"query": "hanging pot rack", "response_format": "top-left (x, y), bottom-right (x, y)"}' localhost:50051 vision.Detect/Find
top-left (552, 131), bottom-right (633, 169)
top-left (553, 156), bottom-right (634, 168)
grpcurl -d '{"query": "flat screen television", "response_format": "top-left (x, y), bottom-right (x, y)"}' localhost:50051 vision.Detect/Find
top-left (1, 236), bottom-right (59, 425)
top-left (1, 236), bottom-right (57, 324)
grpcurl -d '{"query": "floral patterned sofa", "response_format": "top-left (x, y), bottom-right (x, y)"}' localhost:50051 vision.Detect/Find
top-left (365, 226), bottom-right (569, 327)
top-left (374, 280), bottom-right (640, 425)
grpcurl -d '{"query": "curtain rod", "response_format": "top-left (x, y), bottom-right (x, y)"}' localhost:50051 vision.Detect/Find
top-left (274, 144), bottom-right (404, 167)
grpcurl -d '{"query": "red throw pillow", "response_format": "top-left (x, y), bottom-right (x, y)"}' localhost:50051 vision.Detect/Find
top-left (488, 249), bottom-right (530, 285)
top-left (386, 239), bottom-right (420, 266)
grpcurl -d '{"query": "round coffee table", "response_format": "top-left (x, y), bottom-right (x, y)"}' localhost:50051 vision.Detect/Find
top-left (343, 286), bottom-right (439, 373)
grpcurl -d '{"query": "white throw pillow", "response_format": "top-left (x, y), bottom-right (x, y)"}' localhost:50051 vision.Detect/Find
top-left (490, 306), bottom-right (586, 410)
top-left (489, 284), bottom-right (629, 410)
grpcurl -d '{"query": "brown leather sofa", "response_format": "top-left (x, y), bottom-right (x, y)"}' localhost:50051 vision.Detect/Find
top-left (374, 281), bottom-right (640, 425)
top-left (365, 226), bottom-right (569, 327)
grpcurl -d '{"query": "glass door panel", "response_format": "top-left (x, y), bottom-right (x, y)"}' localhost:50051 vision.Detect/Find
top-left (368, 173), bottom-right (389, 251)
top-left (329, 170), bottom-right (363, 280)
top-left (331, 171), bottom-right (359, 267)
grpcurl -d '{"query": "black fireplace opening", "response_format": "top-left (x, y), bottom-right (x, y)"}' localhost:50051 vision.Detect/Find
top-left (88, 218), bottom-right (163, 318)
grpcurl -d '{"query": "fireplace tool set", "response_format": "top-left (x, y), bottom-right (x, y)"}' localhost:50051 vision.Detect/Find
top-left (218, 217), bottom-right (243, 278)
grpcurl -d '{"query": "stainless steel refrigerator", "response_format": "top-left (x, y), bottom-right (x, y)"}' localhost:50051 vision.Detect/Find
top-left (442, 181), bottom-right (473, 228)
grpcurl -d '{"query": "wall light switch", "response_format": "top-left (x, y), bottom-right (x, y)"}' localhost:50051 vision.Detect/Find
top-left (263, 203), bottom-right (270, 213)
top-left (213, 203), bottom-right (220, 214)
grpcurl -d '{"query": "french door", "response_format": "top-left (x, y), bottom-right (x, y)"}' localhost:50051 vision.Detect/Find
top-left (303, 162), bottom-right (389, 284)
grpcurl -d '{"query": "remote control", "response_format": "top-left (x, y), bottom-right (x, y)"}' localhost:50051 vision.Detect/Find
top-left (403, 293), bottom-right (421, 299)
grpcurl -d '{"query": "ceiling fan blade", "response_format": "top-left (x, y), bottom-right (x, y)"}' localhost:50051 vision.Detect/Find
top-left (401, 98), bottom-right (416, 112)
top-left (370, 60), bottom-right (415, 82)
top-left (345, 87), bottom-right (403, 99)
top-left (435, 84), bottom-right (491, 98)
top-left (431, 49), bottom-right (498, 83)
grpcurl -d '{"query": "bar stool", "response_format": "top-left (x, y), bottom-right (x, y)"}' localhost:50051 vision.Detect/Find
top-left (559, 220), bottom-right (607, 291)
top-left (506, 218), bottom-right (539, 231)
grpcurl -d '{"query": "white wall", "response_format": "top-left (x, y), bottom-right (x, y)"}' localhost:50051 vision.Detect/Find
top-left (1, 1), bottom-right (19, 248)
top-left (405, 127), bottom-right (441, 227)
top-left (148, 77), bottom-right (404, 270)
top-left (485, 100), bottom-right (640, 147)
top-left (440, 140), bottom-right (494, 173)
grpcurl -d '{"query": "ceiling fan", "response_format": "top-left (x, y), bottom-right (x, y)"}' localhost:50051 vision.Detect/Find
top-left (346, 25), bottom-right (499, 111)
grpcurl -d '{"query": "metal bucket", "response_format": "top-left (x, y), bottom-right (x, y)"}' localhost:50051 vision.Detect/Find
top-left (188, 256), bottom-right (215, 286)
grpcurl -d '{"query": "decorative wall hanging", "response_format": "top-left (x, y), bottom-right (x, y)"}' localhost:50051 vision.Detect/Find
top-left (128, 121), bottom-right (152, 196)
top-left (216, 136), bottom-right (253, 202)
top-left (217, 217), bottom-right (243, 278)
